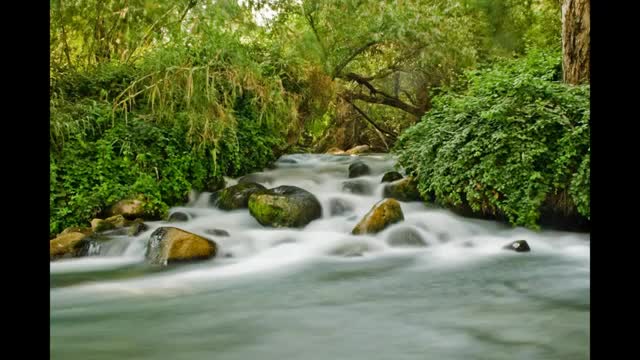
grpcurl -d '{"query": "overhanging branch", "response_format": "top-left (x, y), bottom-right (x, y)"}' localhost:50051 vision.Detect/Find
top-left (341, 96), bottom-right (397, 140)
top-left (339, 72), bottom-right (423, 117)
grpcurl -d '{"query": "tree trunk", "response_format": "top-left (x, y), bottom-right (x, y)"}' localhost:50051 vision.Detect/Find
top-left (561, 0), bottom-right (590, 84)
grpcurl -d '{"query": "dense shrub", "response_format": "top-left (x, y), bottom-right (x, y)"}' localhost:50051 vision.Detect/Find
top-left (394, 50), bottom-right (589, 229)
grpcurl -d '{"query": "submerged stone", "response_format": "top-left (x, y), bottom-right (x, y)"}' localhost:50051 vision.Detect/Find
top-left (386, 227), bottom-right (427, 248)
top-left (168, 211), bottom-right (191, 222)
top-left (502, 240), bottom-right (531, 252)
top-left (205, 228), bottom-right (230, 237)
top-left (348, 161), bottom-right (371, 178)
top-left (381, 171), bottom-right (403, 183)
top-left (341, 179), bottom-right (373, 195)
top-left (329, 198), bottom-right (355, 216)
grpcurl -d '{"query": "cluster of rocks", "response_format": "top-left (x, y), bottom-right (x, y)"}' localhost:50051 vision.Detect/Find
top-left (51, 149), bottom-right (531, 267)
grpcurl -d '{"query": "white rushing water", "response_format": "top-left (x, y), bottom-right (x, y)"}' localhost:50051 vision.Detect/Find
top-left (50, 154), bottom-right (590, 360)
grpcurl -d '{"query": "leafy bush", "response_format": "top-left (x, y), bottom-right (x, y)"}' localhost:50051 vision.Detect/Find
top-left (394, 50), bottom-right (589, 229)
top-left (49, 112), bottom-right (216, 236)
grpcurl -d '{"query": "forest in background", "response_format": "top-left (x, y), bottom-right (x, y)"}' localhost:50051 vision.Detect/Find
top-left (50, 0), bottom-right (590, 236)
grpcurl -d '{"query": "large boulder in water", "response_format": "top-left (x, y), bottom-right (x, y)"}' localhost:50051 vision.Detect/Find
top-left (210, 182), bottom-right (266, 210)
top-left (381, 171), bottom-right (403, 183)
top-left (502, 240), bottom-right (531, 252)
top-left (50, 232), bottom-right (89, 260)
top-left (248, 185), bottom-right (322, 228)
top-left (348, 161), bottom-right (371, 178)
top-left (346, 145), bottom-right (370, 155)
top-left (145, 227), bottom-right (218, 266)
top-left (352, 198), bottom-right (404, 235)
top-left (383, 177), bottom-right (422, 202)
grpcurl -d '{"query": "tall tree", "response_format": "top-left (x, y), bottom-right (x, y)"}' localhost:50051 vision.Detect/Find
top-left (561, 0), bottom-right (590, 84)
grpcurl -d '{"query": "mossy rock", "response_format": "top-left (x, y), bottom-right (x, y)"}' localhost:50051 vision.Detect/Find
top-left (91, 218), bottom-right (115, 233)
top-left (145, 227), bottom-right (218, 266)
top-left (108, 197), bottom-right (160, 220)
top-left (248, 185), bottom-right (322, 228)
top-left (352, 198), bottom-right (404, 235)
top-left (91, 215), bottom-right (131, 233)
top-left (59, 226), bottom-right (94, 237)
top-left (381, 171), bottom-right (403, 183)
top-left (210, 182), bottom-right (266, 210)
top-left (348, 161), bottom-right (371, 178)
top-left (346, 145), bottom-right (371, 155)
top-left (50, 232), bottom-right (89, 260)
top-left (383, 177), bottom-right (422, 202)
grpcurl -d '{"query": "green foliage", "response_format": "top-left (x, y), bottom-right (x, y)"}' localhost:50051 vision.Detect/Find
top-left (394, 50), bottom-right (590, 229)
top-left (49, 112), bottom-right (212, 236)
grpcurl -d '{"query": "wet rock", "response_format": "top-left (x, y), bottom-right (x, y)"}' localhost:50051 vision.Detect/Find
top-left (341, 179), bottom-right (372, 195)
top-left (326, 147), bottom-right (347, 155)
top-left (59, 226), bottom-right (93, 236)
top-left (329, 198), bottom-right (354, 216)
top-left (168, 211), bottom-right (191, 222)
top-left (330, 242), bottom-right (372, 257)
top-left (348, 161), bottom-right (371, 178)
top-left (145, 227), bottom-right (218, 266)
top-left (383, 177), bottom-right (422, 202)
top-left (91, 215), bottom-right (130, 233)
top-left (237, 173), bottom-right (274, 185)
top-left (75, 233), bottom-right (113, 257)
top-left (128, 219), bottom-right (149, 236)
top-left (277, 158), bottom-right (297, 164)
top-left (50, 232), bottom-right (89, 260)
top-left (91, 218), bottom-right (115, 232)
top-left (210, 182), bottom-right (267, 210)
top-left (248, 185), bottom-right (322, 228)
top-left (502, 240), bottom-right (531, 252)
top-left (352, 198), bottom-right (404, 235)
top-left (381, 171), bottom-right (403, 183)
top-left (205, 229), bottom-right (230, 237)
top-left (386, 227), bottom-right (427, 248)
top-left (346, 145), bottom-right (371, 155)
top-left (108, 197), bottom-right (157, 220)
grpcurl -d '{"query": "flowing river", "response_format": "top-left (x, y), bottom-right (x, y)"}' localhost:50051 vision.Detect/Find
top-left (50, 154), bottom-right (590, 360)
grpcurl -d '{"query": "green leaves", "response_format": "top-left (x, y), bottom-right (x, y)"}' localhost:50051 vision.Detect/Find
top-left (394, 50), bottom-right (589, 229)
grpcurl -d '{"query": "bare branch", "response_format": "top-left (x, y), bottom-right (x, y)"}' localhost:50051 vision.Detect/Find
top-left (341, 96), bottom-right (397, 140)
top-left (332, 41), bottom-right (379, 78)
